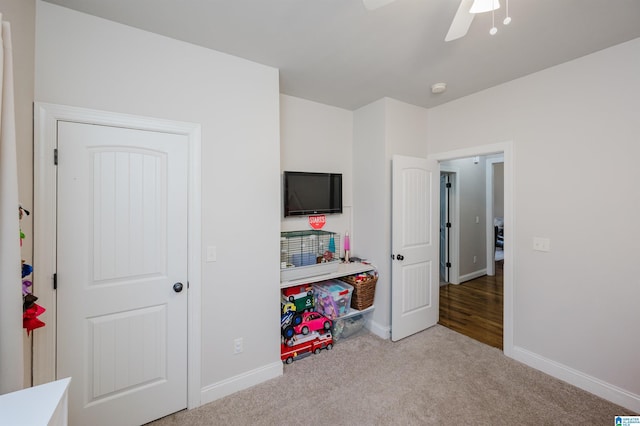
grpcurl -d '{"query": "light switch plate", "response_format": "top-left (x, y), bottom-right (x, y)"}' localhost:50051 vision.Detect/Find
top-left (206, 246), bottom-right (217, 262)
top-left (533, 237), bottom-right (551, 252)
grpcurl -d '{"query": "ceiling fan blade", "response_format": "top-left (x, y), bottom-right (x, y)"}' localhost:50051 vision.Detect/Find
top-left (445, 0), bottom-right (475, 42)
top-left (362, 0), bottom-right (396, 11)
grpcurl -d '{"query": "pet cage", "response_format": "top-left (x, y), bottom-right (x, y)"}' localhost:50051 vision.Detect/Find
top-left (280, 230), bottom-right (341, 281)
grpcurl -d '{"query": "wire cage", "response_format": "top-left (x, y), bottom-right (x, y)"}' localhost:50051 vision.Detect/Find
top-left (280, 230), bottom-right (341, 270)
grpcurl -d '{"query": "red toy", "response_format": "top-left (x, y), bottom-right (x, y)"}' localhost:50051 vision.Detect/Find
top-left (293, 311), bottom-right (332, 335)
top-left (282, 284), bottom-right (312, 298)
top-left (281, 331), bottom-right (333, 364)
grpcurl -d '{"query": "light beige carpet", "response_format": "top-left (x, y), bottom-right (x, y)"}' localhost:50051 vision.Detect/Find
top-left (149, 325), bottom-right (634, 425)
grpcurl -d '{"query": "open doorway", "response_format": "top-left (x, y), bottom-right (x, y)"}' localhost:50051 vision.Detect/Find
top-left (433, 148), bottom-right (509, 351)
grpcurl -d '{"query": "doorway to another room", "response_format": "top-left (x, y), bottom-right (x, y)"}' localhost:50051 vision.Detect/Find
top-left (437, 154), bottom-right (505, 350)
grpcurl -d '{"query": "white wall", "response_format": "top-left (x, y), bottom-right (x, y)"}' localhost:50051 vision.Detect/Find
top-left (35, 1), bottom-right (281, 402)
top-left (280, 95), bottom-right (353, 241)
top-left (0, 0), bottom-right (35, 390)
top-left (427, 37), bottom-right (640, 410)
top-left (0, 0), bottom-right (34, 257)
top-left (353, 99), bottom-right (388, 335)
top-left (440, 157), bottom-right (487, 280)
top-left (353, 98), bottom-right (428, 336)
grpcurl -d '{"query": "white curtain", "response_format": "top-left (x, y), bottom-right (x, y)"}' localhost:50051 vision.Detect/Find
top-left (0, 14), bottom-right (24, 395)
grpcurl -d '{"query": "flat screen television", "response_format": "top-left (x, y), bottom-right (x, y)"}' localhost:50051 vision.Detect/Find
top-left (283, 171), bottom-right (342, 217)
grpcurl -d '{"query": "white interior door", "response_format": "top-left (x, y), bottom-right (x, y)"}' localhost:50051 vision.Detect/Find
top-left (391, 155), bottom-right (439, 341)
top-left (56, 121), bottom-right (188, 426)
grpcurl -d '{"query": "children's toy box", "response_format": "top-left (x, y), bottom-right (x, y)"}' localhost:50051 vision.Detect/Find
top-left (312, 279), bottom-right (353, 320)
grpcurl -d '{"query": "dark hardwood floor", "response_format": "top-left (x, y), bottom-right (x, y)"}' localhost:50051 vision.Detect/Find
top-left (439, 261), bottom-right (503, 350)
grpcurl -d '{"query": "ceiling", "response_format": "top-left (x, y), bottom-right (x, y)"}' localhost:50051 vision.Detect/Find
top-left (42, 0), bottom-right (640, 110)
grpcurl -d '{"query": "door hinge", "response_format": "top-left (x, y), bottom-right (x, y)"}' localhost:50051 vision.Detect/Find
top-left (445, 182), bottom-right (452, 188)
top-left (53, 273), bottom-right (57, 290)
top-left (446, 262), bottom-right (451, 268)
top-left (446, 222), bottom-right (452, 228)
top-left (54, 148), bottom-right (58, 165)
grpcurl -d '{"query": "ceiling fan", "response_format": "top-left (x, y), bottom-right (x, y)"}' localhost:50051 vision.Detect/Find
top-left (362, 0), bottom-right (509, 42)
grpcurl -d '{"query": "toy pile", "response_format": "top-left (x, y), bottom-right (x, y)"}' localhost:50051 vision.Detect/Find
top-left (280, 284), bottom-right (334, 364)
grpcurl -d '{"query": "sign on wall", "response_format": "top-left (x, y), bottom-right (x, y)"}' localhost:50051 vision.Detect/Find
top-left (308, 215), bottom-right (326, 229)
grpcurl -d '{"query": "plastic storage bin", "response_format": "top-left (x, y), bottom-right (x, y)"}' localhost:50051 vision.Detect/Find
top-left (312, 279), bottom-right (353, 319)
top-left (332, 313), bottom-right (366, 342)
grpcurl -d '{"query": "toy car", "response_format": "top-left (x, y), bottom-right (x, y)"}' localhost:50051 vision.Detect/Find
top-left (282, 285), bottom-right (315, 313)
top-left (285, 291), bottom-right (314, 313)
top-left (293, 311), bottom-right (332, 335)
top-left (281, 331), bottom-right (333, 364)
top-left (282, 284), bottom-right (312, 298)
top-left (310, 331), bottom-right (333, 354)
top-left (281, 310), bottom-right (303, 339)
top-left (281, 301), bottom-right (296, 314)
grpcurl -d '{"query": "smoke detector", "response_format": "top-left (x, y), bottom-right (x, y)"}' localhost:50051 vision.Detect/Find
top-left (431, 82), bottom-right (447, 94)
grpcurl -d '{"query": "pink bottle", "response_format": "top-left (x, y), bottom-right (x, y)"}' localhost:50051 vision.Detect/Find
top-left (344, 232), bottom-right (350, 263)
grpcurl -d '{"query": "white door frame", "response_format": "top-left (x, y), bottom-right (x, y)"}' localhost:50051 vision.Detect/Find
top-left (430, 141), bottom-right (514, 355)
top-left (440, 166), bottom-right (460, 285)
top-left (32, 103), bottom-right (203, 409)
top-left (485, 155), bottom-right (504, 277)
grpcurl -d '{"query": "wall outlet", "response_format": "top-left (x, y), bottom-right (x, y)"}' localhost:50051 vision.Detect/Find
top-left (233, 337), bottom-right (243, 354)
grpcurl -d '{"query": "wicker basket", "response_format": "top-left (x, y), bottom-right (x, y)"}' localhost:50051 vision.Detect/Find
top-left (339, 274), bottom-right (378, 311)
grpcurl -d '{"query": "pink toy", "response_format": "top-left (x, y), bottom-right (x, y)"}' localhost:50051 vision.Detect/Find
top-left (293, 311), bottom-right (332, 335)
top-left (344, 232), bottom-right (350, 262)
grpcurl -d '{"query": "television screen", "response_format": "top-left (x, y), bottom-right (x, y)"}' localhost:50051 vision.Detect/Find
top-left (284, 171), bottom-right (342, 217)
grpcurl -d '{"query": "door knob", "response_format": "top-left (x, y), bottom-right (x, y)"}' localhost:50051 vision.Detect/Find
top-left (396, 254), bottom-right (404, 261)
top-left (173, 282), bottom-right (184, 293)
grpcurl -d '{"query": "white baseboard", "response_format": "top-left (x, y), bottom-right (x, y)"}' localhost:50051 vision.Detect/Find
top-left (511, 345), bottom-right (640, 413)
top-left (199, 361), bottom-right (283, 406)
top-left (366, 318), bottom-right (390, 340)
top-left (458, 268), bottom-right (487, 283)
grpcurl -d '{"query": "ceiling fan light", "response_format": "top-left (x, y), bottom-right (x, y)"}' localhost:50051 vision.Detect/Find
top-left (470, 0), bottom-right (500, 14)
top-left (503, 0), bottom-right (511, 25)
